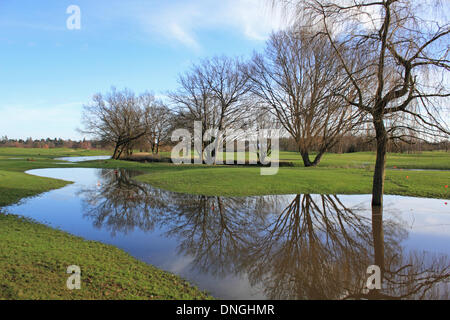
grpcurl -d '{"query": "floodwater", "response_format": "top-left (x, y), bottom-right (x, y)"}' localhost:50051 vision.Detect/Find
top-left (55, 155), bottom-right (111, 162)
top-left (3, 167), bottom-right (450, 299)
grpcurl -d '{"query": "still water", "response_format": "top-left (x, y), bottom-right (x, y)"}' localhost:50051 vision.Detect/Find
top-left (55, 156), bottom-right (112, 162)
top-left (3, 168), bottom-right (450, 299)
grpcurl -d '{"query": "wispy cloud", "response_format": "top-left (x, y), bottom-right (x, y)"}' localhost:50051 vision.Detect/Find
top-left (168, 23), bottom-right (201, 51)
top-left (99, 0), bottom-right (290, 50)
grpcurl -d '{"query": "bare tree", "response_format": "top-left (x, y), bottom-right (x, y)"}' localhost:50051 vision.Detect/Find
top-left (247, 28), bottom-right (363, 167)
top-left (169, 65), bottom-right (217, 161)
top-left (200, 56), bottom-right (251, 132)
top-left (81, 88), bottom-right (147, 159)
top-left (244, 106), bottom-right (284, 164)
top-left (140, 92), bottom-right (173, 154)
top-left (169, 56), bottom-right (250, 163)
top-left (297, 0), bottom-right (450, 205)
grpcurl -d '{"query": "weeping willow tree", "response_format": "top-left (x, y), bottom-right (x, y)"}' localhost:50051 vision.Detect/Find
top-left (276, 0), bottom-right (450, 206)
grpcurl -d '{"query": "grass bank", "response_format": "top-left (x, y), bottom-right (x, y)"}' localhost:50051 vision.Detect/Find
top-left (158, 150), bottom-right (450, 170)
top-left (0, 214), bottom-right (210, 300)
top-left (0, 148), bottom-right (210, 300)
top-left (135, 165), bottom-right (450, 199)
top-left (128, 150), bottom-right (450, 198)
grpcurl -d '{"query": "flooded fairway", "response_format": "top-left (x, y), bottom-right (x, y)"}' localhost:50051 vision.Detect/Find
top-left (3, 168), bottom-right (450, 299)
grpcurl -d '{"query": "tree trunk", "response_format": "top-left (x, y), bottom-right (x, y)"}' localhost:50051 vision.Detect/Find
top-left (312, 150), bottom-right (325, 166)
top-left (301, 152), bottom-right (313, 167)
top-left (372, 118), bottom-right (388, 207)
top-left (372, 205), bottom-right (384, 275)
top-left (113, 142), bottom-right (125, 160)
top-left (211, 137), bottom-right (218, 165)
top-left (300, 150), bottom-right (324, 167)
top-left (151, 139), bottom-right (156, 154)
top-left (116, 145), bottom-right (125, 159)
top-left (112, 144), bottom-right (120, 160)
top-left (370, 204), bottom-right (385, 298)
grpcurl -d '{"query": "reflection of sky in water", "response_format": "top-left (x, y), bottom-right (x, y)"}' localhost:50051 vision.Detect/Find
top-left (337, 194), bottom-right (450, 253)
top-left (3, 168), bottom-right (449, 300)
top-left (55, 155), bottom-right (111, 162)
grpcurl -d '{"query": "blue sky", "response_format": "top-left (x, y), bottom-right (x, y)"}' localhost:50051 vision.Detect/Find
top-left (0, 0), bottom-right (286, 140)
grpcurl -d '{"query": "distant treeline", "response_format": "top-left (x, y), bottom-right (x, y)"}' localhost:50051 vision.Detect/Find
top-left (0, 136), bottom-right (111, 150)
top-left (2, 135), bottom-right (448, 154)
top-left (279, 136), bottom-right (450, 154)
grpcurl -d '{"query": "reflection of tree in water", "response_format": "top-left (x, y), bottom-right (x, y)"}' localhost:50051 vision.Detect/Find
top-left (164, 194), bottom-right (448, 299)
top-left (242, 194), bottom-right (382, 299)
top-left (79, 170), bottom-right (449, 299)
top-left (241, 195), bottom-right (449, 300)
top-left (382, 252), bottom-right (449, 299)
top-left (80, 169), bottom-right (170, 235)
top-left (363, 206), bottom-right (449, 300)
top-left (160, 194), bottom-right (282, 276)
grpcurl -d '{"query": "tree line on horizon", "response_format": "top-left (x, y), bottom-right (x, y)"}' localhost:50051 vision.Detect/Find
top-left (1, 133), bottom-right (448, 154)
top-left (0, 136), bottom-right (108, 150)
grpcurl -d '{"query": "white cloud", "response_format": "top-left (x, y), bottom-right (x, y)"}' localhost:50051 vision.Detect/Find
top-left (168, 23), bottom-right (201, 51)
top-left (104, 0), bottom-right (290, 50)
top-left (222, 0), bottom-right (287, 40)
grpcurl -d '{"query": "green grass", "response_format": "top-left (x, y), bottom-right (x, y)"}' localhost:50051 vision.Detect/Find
top-left (134, 165), bottom-right (450, 199)
top-left (0, 214), bottom-right (210, 300)
top-left (0, 169), bottom-right (70, 207)
top-left (315, 151), bottom-right (450, 170)
top-left (165, 150), bottom-right (450, 170)
top-left (0, 147), bottom-right (449, 200)
top-left (141, 150), bottom-right (450, 198)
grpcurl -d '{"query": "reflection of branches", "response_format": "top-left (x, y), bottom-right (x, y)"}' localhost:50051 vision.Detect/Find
top-left (382, 252), bottom-right (450, 300)
top-left (168, 193), bottom-right (448, 300)
top-left (243, 195), bottom-right (380, 299)
top-left (80, 169), bottom-right (168, 236)
top-left (78, 173), bottom-right (449, 299)
top-left (245, 196), bottom-right (448, 300)
top-left (161, 195), bottom-right (279, 277)
top-left (346, 206), bottom-right (449, 300)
